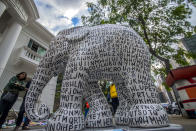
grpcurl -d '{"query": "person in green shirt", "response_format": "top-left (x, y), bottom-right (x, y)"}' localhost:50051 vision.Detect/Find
top-left (0, 72), bottom-right (27, 129)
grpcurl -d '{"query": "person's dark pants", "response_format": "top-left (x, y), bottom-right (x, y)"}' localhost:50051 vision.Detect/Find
top-left (16, 98), bottom-right (30, 127)
top-left (23, 116), bottom-right (30, 127)
top-left (0, 92), bottom-right (18, 128)
top-left (111, 97), bottom-right (119, 114)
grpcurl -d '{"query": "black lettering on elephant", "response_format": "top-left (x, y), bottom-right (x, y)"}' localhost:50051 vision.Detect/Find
top-left (25, 24), bottom-right (168, 131)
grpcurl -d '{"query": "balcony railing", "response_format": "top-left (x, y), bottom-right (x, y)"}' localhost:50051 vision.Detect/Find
top-left (15, 46), bottom-right (42, 66)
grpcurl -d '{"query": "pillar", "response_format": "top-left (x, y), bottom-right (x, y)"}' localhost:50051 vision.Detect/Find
top-left (0, 1), bottom-right (6, 17)
top-left (0, 21), bottom-right (22, 77)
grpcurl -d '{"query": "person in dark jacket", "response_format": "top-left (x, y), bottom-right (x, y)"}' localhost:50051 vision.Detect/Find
top-left (0, 72), bottom-right (27, 129)
top-left (13, 79), bottom-right (31, 131)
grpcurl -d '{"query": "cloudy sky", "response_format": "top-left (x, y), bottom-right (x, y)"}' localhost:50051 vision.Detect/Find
top-left (34, 0), bottom-right (196, 35)
top-left (34, 0), bottom-right (94, 35)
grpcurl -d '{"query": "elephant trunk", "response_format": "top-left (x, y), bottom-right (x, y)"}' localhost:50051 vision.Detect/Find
top-left (25, 42), bottom-right (57, 121)
top-left (25, 65), bottom-right (53, 121)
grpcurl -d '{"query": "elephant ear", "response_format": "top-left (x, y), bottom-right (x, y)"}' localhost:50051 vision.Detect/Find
top-left (63, 26), bottom-right (90, 42)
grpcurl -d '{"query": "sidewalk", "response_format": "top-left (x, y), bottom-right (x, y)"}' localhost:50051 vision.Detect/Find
top-left (168, 114), bottom-right (196, 131)
top-left (1, 126), bottom-right (44, 131)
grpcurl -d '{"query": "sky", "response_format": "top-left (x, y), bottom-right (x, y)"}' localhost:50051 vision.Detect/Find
top-left (34, 0), bottom-right (196, 35)
top-left (189, 5), bottom-right (196, 25)
top-left (34, 0), bottom-right (93, 35)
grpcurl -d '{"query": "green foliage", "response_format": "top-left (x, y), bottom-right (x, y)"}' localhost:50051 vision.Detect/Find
top-left (194, 26), bottom-right (196, 32)
top-left (162, 82), bottom-right (172, 91)
top-left (171, 5), bottom-right (190, 19)
top-left (82, 0), bottom-right (196, 90)
top-left (172, 48), bottom-right (190, 66)
top-left (53, 73), bottom-right (63, 112)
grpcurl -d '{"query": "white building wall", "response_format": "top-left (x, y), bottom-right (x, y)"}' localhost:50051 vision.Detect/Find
top-left (0, 27), bottom-right (57, 112)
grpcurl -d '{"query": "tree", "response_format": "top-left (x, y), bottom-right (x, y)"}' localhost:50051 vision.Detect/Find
top-left (82, 0), bottom-right (196, 77)
top-left (81, 0), bottom-right (196, 102)
top-left (188, 0), bottom-right (196, 7)
top-left (53, 73), bottom-right (63, 112)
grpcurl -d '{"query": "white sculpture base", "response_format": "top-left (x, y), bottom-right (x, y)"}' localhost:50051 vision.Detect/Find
top-left (83, 124), bottom-right (184, 131)
top-left (28, 124), bottom-right (183, 131)
top-left (23, 124), bottom-right (185, 131)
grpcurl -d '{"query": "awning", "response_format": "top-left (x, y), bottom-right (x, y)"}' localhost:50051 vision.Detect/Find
top-left (166, 65), bottom-right (196, 86)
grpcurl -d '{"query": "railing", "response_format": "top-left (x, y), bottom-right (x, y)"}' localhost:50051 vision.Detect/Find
top-left (16, 46), bottom-right (42, 66)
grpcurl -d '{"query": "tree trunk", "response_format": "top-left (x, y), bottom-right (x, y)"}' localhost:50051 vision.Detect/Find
top-left (166, 90), bottom-right (175, 103)
top-left (139, 16), bottom-right (174, 103)
top-left (138, 15), bottom-right (171, 74)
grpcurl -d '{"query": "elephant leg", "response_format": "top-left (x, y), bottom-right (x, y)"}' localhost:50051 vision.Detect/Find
top-left (128, 48), bottom-right (169, 127)
top-left (46, 70), bottom-right (86, 131)
top-left (85, 79), bottom-right (113, 128)
top-left (113, 76), bottom-right (132, 126)
top-left (128, 82), bottom-right (169, 127)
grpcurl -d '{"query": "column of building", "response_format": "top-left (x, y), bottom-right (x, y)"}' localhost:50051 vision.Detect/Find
top-left (0, 1), bottom-right (22, 77)
top-left (0, 1), bottom-right (6, 17)
top-left (0, 1), bottom-right (57, 112)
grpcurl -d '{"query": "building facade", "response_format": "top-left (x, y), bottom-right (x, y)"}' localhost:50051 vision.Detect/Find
top-left (170, 35), bottom-right (196, 69)
top-left (0, 0), bottom-right (57, 112)
top-left (181, 34), bottom-right (196, 63)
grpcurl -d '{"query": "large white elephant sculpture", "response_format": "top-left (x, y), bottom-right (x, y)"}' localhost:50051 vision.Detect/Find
top-left (25, 24), bottom-right (169, 131)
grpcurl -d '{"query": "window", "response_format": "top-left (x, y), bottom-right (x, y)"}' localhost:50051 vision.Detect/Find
top-left (28, 39), bottom-right (46, 57)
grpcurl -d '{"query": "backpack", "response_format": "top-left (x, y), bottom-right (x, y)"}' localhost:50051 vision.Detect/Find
top-left (110, 84), bottom-right (118, 98)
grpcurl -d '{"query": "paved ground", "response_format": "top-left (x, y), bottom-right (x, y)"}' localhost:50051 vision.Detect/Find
top-left (1, 115), bottom-right (196, 131)
top-left (168, 114), bottom-right (196, 131)
top-left (1, 126), bottom-right (43, 131)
